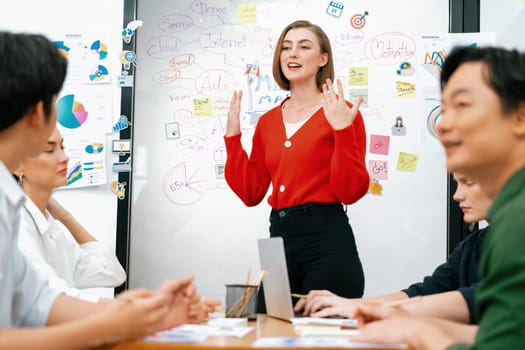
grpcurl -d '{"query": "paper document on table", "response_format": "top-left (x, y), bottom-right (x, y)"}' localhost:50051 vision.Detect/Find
top-left (181, 323), bottom-right (254, 337)
top-left (207, 317), bottom-right (248, 327)
top-left (253, 337), bottom-right (407, 348)
top-left (209, 325), bottom-right (254, 337)
top-left (143, 325), bottom-right (209, 343)
top-left (294, 325), bottom-right (360, 337)
top-left (291, 317), bottom-right (357, 328)
top-left (143, 323), bottom-right (254, 343)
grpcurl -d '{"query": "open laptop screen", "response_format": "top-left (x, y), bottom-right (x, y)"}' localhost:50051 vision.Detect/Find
top-left (257, 237), bottom-right (297, 321)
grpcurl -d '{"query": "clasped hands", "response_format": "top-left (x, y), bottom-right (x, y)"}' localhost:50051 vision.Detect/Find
top-left (100, 275), bottom-right (221, 343)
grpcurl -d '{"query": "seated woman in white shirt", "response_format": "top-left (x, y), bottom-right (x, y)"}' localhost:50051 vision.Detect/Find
top-left (14, 127), bottom-right (126, 302)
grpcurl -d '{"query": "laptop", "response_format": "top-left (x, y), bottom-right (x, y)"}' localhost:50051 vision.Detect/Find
top-left (257, 237), bottom-right (358, 327)
top-left (257, 237), bottom-right (297, 321)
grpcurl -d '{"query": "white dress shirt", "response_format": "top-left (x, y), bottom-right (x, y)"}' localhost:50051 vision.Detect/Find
top-left (0, 161), bottom-right (62, 327)
top-left (17, 196), bottom-right (126, 302)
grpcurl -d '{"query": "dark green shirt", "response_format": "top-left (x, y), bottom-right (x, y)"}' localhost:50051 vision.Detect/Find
top-left (449, 166), bottom-right (525, 349)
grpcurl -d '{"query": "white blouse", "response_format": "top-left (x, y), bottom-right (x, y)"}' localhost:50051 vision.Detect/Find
top-left (283, 117), bottom-right (311, 139)
top-left (17, 196), bottom-right (126, 302)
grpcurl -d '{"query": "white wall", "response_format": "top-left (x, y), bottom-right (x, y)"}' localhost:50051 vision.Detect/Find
top-left (481, 0), bottom-right (525, 51)
top-left (0, 0), bottom-right (125, 298)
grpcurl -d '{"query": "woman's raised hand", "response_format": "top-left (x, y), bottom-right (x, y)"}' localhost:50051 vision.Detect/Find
top-left (226, 90), bottom-right (243, 136)
top-left (321, 78), bottom-right (363, 130)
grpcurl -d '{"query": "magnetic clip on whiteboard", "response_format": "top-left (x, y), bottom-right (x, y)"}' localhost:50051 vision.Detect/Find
top-left (118, 70), bottom-right (133, 87)
top-left (113, 158), bottom-right (131, 173)
top-left (110, 181), bottom-right (127, 199)
top-left (113, 115), bottom-right (131, 132)
top-left (112, 139), bottom-right (131, 155)
top-left (122, 28), bottom-right (133, 44)
top-left (326, 1), bottom-right (344, 18)
top-left (120, 50), bottom-right (137, 70)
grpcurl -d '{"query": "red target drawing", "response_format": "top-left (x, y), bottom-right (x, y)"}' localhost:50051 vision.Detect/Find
top-left (350, 11), bottom-right (368, 29)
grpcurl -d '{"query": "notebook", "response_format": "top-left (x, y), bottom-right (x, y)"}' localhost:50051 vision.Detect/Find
top-left (257, 237), bottom-right (358, 327)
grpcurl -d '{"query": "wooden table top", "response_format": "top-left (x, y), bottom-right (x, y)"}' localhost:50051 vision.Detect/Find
top-left (110, 315), bottom-right (407, 350)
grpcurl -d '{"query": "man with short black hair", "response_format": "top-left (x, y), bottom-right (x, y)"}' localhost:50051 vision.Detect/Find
top-left (0, 31), bottom-right (202, 349)
top-left (348, 46), bottom-right (525, 350)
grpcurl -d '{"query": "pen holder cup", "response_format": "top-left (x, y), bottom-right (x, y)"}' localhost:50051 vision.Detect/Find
top-left (225, 284), bottom-right (258, 320)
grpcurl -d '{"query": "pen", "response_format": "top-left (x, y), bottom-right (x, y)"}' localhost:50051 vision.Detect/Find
top-left (291, 293), bottom-right (307, 298)
top-left (382, 295), bottom-right (422, 307)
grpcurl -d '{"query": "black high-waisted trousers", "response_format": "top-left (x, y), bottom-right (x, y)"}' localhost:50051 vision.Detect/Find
top-left (258, 202), bottom-right (364, 312)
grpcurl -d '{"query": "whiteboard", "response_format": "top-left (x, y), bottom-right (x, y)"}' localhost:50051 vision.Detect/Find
top-left (129, 0), bottom-right (451, 299)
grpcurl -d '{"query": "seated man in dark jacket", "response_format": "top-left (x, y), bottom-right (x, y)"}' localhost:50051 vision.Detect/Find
top-left (295, 172), bottom-right (490, 324)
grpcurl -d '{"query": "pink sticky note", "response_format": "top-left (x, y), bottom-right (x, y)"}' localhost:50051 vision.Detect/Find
top-left (369, 160), bottom-right (388, 180)
top-left (369, 135), bottom-right (390, 155)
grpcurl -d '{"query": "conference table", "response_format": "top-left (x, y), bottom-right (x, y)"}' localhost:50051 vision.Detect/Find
top-left (110, 315), bottom-right (408, 350)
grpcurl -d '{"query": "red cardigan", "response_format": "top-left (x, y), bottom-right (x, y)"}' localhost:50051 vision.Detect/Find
top-left (224, 98), bottom-right (369, 209)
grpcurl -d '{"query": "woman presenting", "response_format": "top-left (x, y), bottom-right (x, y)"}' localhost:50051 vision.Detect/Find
top-left (224, 20), bottom-right (369, 304)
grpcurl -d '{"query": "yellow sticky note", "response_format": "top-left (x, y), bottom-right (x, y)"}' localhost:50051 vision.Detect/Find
top-left (238, 4), bottom-right (256, 23)
top-left (349, 67), bottom-right (368, 86)
top-left (395, 81), bottom-right (416, 98)
top-left (193, 97), bottom-right (212, 117)
top-left (397, 152), bottom-right (419, 172)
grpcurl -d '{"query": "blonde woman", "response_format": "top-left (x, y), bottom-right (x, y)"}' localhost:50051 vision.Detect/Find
top-left (15, 127), bottom-right (126, 302)
top-left (225, 20), bottom-right (369, 304)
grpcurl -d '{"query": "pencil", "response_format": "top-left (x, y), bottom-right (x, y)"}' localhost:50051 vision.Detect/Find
top-left (382, 295), bottom-right (422, 307)
top-left (291, 293), bottom-right (308, 299)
